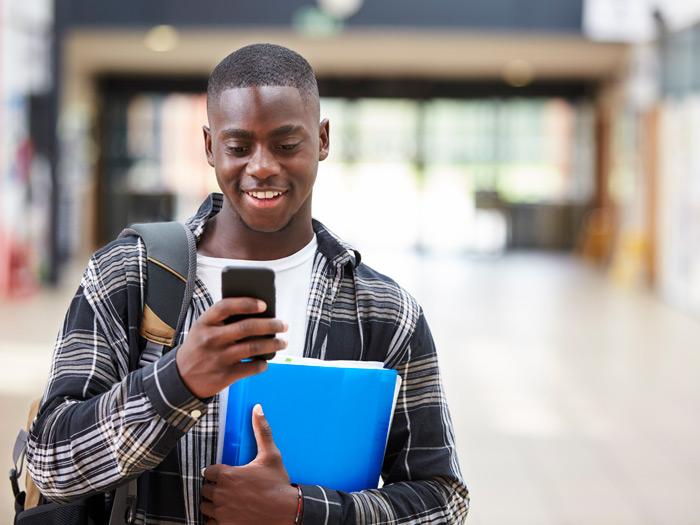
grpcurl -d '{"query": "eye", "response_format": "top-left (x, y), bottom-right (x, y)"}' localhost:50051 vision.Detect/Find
top-left (225, 145), bottom-right (249, 155)
top-left (278, 142), bottom-right (301, 151)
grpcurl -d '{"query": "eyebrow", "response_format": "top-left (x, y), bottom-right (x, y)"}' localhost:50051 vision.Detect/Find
top-left (220, 128), bottom-right (254, 140)
top-left (219, 125), bottom-right (303, 141)
top-left (268, 124), bottom-right (303, 138)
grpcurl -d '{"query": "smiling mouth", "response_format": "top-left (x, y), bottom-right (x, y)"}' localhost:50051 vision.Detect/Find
top-left (244, 190), bottom-right (287, 200)
top-left (242, 190), bottom-right (289, 209)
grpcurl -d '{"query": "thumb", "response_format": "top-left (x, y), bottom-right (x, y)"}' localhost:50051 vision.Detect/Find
top-left (252, 404), bottom-right (281, 464)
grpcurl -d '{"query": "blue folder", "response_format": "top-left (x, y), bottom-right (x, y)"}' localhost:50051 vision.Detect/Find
top-left (220, 360), bottom-right (400, 493)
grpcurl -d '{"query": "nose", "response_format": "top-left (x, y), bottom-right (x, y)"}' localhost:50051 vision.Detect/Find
top-left (245, 145), bottom-right (280, 180)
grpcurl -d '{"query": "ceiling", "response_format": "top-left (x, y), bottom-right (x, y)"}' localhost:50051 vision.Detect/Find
top-left (65, 28), bottom-right (628, 80)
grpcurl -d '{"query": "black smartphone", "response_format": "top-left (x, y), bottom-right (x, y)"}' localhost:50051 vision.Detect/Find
top-left (221, 267), bottom-right (277, 361)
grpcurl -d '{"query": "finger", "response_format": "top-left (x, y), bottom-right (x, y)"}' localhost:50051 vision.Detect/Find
top-left (201, 297), bottom-right (266, 325)
top-left (201, 483), bottom-right (215, 502)
top-left (224, 337), bottom-right (287, 362)
top-left (192, 319), bottom-right (287, 360)
top-left (251, 404), bottom-right (282, 464)
top-left (206, 318), bottom-right (288, 349)
top-left (202, 464), bottom-right (225, 484)
top-left (200, 500), bottom-right (216, 518)
top-left (222, 318), bottom-right (288, 343)
top-left (227, 359), bottom-right (269, 383)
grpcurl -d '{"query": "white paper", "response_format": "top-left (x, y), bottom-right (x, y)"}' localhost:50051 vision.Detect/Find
top-left (268, 355), bottom-right (385, 369)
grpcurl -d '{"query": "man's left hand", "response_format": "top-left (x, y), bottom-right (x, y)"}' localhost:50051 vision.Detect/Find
top-left (201, 404), bottom-right (299, 524)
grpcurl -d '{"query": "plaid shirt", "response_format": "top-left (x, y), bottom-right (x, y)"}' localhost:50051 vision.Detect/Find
top-left (27, 194), bottom-right (469, 524)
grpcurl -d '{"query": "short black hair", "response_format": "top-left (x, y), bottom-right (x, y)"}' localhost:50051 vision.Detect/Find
top-left (207, 43), bottom-right (319, 114)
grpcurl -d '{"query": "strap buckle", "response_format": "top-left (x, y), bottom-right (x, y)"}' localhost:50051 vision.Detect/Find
top-left (125, 495), bottom-right (137, 524)
top-left (10, 428), bottom-right (28, 499)
top-left (9, 467), bottom-right (21, 498)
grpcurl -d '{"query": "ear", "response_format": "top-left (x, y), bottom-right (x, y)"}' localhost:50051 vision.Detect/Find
top-left (318, 119), bottom-right (330, 161)
top-left (203, 125), bottom-right (215, 167)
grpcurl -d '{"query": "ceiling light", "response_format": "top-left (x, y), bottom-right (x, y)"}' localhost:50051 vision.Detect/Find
top-left (144, 25), bottom-right (179, 53)
top-left (502, 59), bottom-right (535, 87)
top-left (317, 0), bottom-right (363, 19)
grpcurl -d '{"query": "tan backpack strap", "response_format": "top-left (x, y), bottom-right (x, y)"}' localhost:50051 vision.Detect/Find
top-left (11, 398), bottom-right (43, 510)
top-left (25, 399), bottom-right (41, 430)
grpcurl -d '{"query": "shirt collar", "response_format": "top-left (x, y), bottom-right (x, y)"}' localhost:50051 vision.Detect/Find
top-left (185, 193), bottom-right (361, 270)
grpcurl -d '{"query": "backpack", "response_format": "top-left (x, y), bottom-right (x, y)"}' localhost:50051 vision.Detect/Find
top-left (10, 222), bottom-right (195, 525)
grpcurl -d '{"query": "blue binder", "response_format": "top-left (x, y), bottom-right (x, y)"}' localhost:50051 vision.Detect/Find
top-left (220, 360), bottom-right (400, 493)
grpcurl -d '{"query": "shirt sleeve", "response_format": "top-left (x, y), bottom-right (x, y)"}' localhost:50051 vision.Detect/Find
top-left (299, 311), bottom-right (469, 524)
top-left (25, 239), bottom-right (208, 504)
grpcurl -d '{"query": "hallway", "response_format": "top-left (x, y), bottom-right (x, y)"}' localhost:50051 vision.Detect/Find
top-left (399, 253), bottom-right (700, 525)
top-left (2, 253), bottom-right (700, 524)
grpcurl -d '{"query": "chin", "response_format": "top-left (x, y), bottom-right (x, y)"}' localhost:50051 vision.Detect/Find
top-left (241, 216), bottom-right (293, 234)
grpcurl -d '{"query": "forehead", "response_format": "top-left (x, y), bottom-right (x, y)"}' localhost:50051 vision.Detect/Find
top-left (209, 86), bottom-right (315, 131)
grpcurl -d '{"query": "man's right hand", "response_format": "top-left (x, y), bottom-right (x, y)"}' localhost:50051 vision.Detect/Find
top-left (175, 297), bottom-right (287, 399)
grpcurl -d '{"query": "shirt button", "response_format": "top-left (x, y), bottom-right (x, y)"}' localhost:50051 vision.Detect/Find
top-left (190, 409), bottom-right (202, 419)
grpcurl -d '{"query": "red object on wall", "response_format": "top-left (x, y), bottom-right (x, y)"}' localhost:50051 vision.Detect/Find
top-left (0, 230), bottom-right (36, 299)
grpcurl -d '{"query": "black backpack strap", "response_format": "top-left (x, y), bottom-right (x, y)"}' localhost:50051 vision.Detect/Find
top-left (10, 429), bottom-right (28, 502)
top-left (120, 222), bottom-right (197, 351)
top-left (109, 478), bottom-right (138, 525)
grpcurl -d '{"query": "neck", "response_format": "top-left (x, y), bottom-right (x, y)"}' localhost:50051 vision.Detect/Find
top-left (198, 199), bottom-right (314, 260)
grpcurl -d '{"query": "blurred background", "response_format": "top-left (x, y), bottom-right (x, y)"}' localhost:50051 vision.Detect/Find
top-left (3, 0), bottom-right (700, 523)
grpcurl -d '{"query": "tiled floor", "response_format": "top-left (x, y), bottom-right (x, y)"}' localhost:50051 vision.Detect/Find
top-left (2, 253), bottom-right (700, 524)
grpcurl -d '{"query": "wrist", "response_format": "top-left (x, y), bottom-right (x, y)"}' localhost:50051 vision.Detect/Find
top-left (291, 484), bottom-right (303, 524)
top-left (174, 348), bottom-right (208, 400)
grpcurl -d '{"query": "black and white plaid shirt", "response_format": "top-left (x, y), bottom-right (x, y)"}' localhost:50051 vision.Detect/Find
top-left (27, 194), bottom-right (469, 524)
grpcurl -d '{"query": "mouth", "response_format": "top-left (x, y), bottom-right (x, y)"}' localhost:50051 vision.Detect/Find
top-left (242, 189), bottom-right (289, 209)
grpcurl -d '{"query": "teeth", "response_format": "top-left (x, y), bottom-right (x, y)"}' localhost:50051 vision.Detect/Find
top-left (247, 191), bottom-right (283, 199)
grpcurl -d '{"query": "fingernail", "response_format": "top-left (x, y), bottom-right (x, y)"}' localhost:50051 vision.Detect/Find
top-left (257, 300), bottom-right (266, 312)
top-left (201, 467), bottom-right (206, 477)
top-left (254, 404), bottom-right (264, 416)
top-left (282, 322), bottom-right (289, 331)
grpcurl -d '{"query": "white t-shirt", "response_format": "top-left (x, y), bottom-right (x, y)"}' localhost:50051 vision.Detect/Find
top-left (196, 235), bottom-right (317, 357)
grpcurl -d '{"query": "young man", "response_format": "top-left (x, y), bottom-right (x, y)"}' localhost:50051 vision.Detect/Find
top-left (27, 44), bottom-right (469, 524)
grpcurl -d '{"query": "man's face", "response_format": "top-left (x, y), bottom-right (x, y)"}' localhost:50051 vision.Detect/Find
top-left (204, 86), bottom-right (329, 233)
